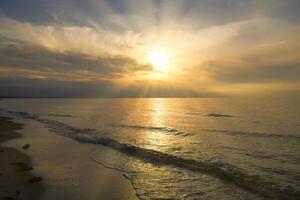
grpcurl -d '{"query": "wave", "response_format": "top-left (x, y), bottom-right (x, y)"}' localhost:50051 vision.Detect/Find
top-left (112, 124), bottom-right (192, 136)
top-left (220, 146), bottom-right (300, 165)
top-left (40, 114), bottom-right (74, 118)
top-left (200, 128), bottom-right (300, 142)
top-left (205, 113), bottom-right (237, 118)
top-left (186, 112), bottom-right (237, 118)
top-left (3, 109), bottom-right (300, 200)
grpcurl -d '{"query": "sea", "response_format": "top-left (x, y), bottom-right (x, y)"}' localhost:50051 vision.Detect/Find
top-left (0, 97), bottom-right (299, 200)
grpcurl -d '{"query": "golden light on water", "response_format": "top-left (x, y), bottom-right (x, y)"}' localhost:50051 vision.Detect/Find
top-left (151, 98), bottom-right (165, 127)
top-left (145, 99), bottom-right (169, 149)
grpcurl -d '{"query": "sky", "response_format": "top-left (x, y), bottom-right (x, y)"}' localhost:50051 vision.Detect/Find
top-left (0, 0), bottom-right (299, 97)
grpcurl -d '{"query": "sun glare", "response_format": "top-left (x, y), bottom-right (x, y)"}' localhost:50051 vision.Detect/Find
top-left (147, 48), bottom-right (170, 72)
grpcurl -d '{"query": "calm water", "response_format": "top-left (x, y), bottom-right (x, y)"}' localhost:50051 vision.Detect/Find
top-left (0, 97), bottom-right (299, 200)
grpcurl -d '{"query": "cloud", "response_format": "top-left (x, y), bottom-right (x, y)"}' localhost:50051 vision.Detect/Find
top-left (202, 59), bottom-right (300, 84)
top-left (0, 76), bottom-right (115, 97)
top-left (0, 37), bottom-right (152, 82)
top-left (0, 0), bottom-right (53, 24)
top-left (0, 1), bottom-right (300, 97)
top-left (0, 76), bottom-right (219, 97)
top-left (195, 20), bottom-right (300, 89)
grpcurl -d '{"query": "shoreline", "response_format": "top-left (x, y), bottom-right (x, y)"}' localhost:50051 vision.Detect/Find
top-left (0, 116), bottom-right (139, 200)
top-left (0, 116), bottom-right (45, 199)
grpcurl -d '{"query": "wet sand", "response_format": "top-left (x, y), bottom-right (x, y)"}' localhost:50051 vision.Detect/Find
top-left (0, 116), bottom-right (44, 200)
top-left (1, 117), bottom-right (139, 200)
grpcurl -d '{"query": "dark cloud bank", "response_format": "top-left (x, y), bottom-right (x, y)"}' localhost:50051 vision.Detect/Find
top-left (0, 77), bottom-right (219, 98)
top-left (0, 37), bottom-right (152, 76)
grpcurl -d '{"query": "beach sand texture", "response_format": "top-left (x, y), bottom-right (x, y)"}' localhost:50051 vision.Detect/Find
top-left (0, 117), bottom-right (44, 200)
top-left (0, 117), bottom-right (138, 200)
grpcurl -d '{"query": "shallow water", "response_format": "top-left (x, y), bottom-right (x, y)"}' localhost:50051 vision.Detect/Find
top-left (0, 97), bottom-right (299, 199)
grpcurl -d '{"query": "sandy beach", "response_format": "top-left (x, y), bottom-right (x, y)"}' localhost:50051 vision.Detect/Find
top-left (0, 117), bottom-right (44, 199)
top-left (0, 116), bottom-right (138, 200)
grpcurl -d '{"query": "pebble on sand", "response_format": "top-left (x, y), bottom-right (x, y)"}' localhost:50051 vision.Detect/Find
top-left (10, 162), bottom-right (33, 171)
top-left (22, 144), bottom-right (30, 150)
top-left (28, 176), bottom-right (43, 183)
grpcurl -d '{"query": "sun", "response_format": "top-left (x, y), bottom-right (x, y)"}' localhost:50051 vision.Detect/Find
top-left (147, 48), bottom-right (170, 72)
